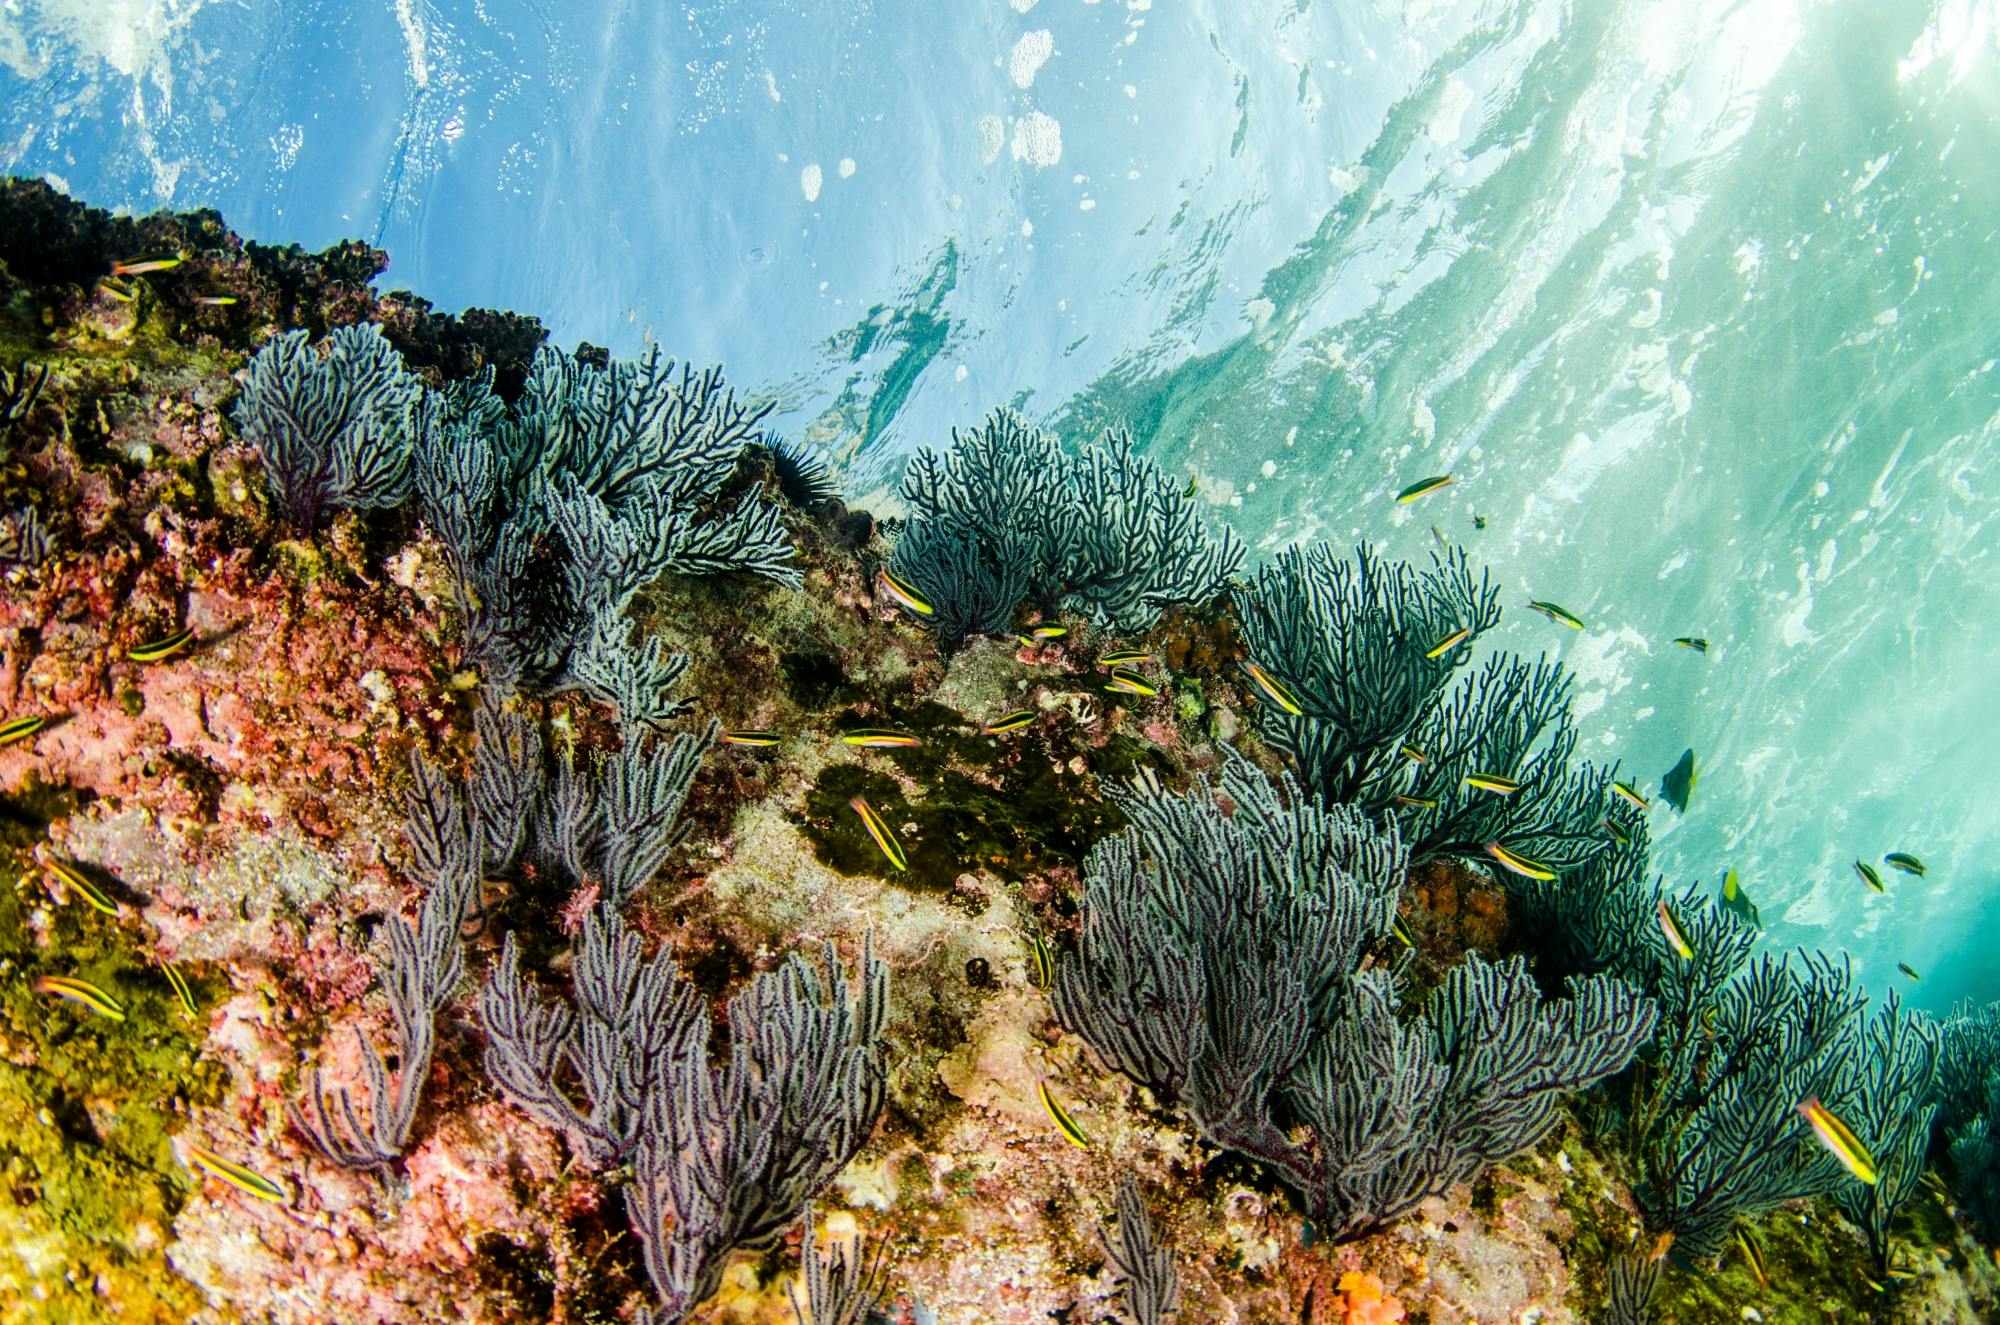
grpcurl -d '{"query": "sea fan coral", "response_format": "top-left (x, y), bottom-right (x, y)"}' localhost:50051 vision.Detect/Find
top-left (890, 408), bottom-right (1241, 646)
top-left (234, 322), bottom-right (422, 528)
top-left (1054, 749), bottom-right (1655, 1239)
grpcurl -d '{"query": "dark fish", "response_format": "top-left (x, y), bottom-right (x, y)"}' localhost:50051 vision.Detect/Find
top-left (1390, 915), bottom-right (1417, 948)
top-left (1854, 860), bottom-right (1885, 894)
top-left (162, 962), bottom-right (198, 1018)
top-left (1604, 816), bottom-right (1632, 845)
top-left (1883, 852), bottom-right (1925, 877)
top-left (1028, 931), bottom-right (1053, 991)
top-left (1898, 962), bottom-right (1920, 981)
top-left (1673, 637), bottom-right (1709, 653)
top-left (1718, 870), bottom-right (1761, 930)
top-left (1660, 749), bottom-right (1697, 814)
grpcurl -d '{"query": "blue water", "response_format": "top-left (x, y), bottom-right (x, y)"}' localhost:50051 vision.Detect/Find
top-left (5, 0), bottom-right (1995, 1010)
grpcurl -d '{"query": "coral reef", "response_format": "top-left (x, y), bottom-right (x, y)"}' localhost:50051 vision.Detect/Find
top-left (1054, 750), bottom-right (1655, 1239)
top-left (0, 180), bottom-right (1993, 1325)
top-left (890, 409), bottom-right (1242, 647)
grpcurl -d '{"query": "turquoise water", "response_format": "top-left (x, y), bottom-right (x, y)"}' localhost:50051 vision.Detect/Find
top-left (4, 0), bottom-right (1995, 1010)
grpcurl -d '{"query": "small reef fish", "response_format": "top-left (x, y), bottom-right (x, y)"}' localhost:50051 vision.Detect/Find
top-left (1898, 962), bottom-right (1921, 981)
top-left (1430, 525), bottom-right (1448, 550)
top-left (96, 279), bottom-right (135, 302)
top-left (983, 710), bottom-right (1036, 735)
top-left (1647, 1231), bottom-right (1675, 1264)
top-left (127, 625), bottom-right (196, 663)
top-left (190, 295), bottom-right (238, 306)
top-left (1241, 661), bottom-right (1304, 715)
top-left (1854, 860), bottom-right (1886, 895)
top-left (1883, 852), bottom-right (1926, 877)
top-left (1395, 474), bottom-right (1454, 504)
top-left (1660, 749), bottom-right (1697, 814)
top-left (1399, 744), bottom-right (1425, 765)
top-left (1393, 795), bottom-right (1437, 809)
top-left (1465, 773), bottom-right (1520, 796)
top-left (181, 1142), bottom-right (286, 1203)
top-left (721, 730), bottom-right (781, 746)
top-left (1391, 915), bottom-right (1417, 948)
top-left (1718, 870), bottom-right (1761, 930)
top-left (1184, 474), bottom-right (1199, 497)
top-left (1673, 637), bottom-right (1709, 653)
top-left (1527, 600), bottom-right (1585, 630)
top-left (841, 729), bottom-right (921, 748)
top-left (1472, 513), bottom-right (1488, 530)
top-left (1604, 816), bottom-right (1632, 845)
top-left (1097, 649), bottom-right (1151, 666)
top-left (1735, 1226), bottom-right (1770, 1291)
top-left (1797, 1096), bottom-right (1878, 1185)
top-left (1030, 625), bottom-right (1068, 640)
top-left (1425, 626), bottom-right (1471, 659)
top-left (110, 256), bottom-right (182, 276)
top-left (0, 714), bottom-right (49, 746)
top-left (1036, 1080), bottom-right (1090, 1149)
top-left (1484, 842), bottom-right (1557, 881)
top-left (33, 975), bottom-right (127, 1021)
top-left (1105, 669), bottom-right (1157, 697)
top-left (45, 858), bottom-right (118, 916)
top-left (1612, 780), bottom-right (1651, 811)
top-left (1655, 900), bottom-right (1695, 961)
top-left (1028, 932), bottom-right (1053, 991)
top-left (877, 567), bottom-right (933, 616)
top-left (849, 796), bottom-right (908, 872)
top-left (162, 962), bottom-right (198, 1018)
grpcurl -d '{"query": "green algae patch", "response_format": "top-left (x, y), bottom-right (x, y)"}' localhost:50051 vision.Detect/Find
top-left (800, 722), bottom-right (1151, 893)
top-left (0, 789), bottom-right (227, 1323)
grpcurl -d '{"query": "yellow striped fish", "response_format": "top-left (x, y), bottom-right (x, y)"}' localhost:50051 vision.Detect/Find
top-left (1391, 915), bottom-right (1417, 948)
top-left (1526, 600), bottom-right (1585, 630)
top-left (1393, 795), bottom-right (1437, 809)
top-left (127, 626), bottom-right (196, 663)
top-left (33, 975), bottom-right (127, 1021)
top-left (1484, 842), bottom-right (1557, 881)
top-left (1028, 931), bottom-right (1053, 991)
top-left (111, 256), bottom-right (182, 276)
top-left (721, 730), bottom-right (781, 746)
top-left (1425, 626), bottom-right (1471, 659)
top-left (191, 295), bottom-right (239, 306)
top-left (1037, 1080), bottom-right (1090, 1149)
top-left (878, 568), bottom-right (933, 616)
top-left (181, 1142), bottom-right (286, 1203)
top-left (1241, 661), bottom-right (1304, 715)
top-left (1399, 744), bottom-right (1426, 764)
top-left (1395, 474), bottom-right (1454, 503)
top-left (1612, 781), bottom-right (1650, 811)
top-left (1098, 649), bottom-right (1151, 666)
top-left (1655, 900), bottom-right (1695, 961)
top-left (1797, 1096), bottom-right (1878, 1185)
top-left (1031, 625), bottom-right (1068, 640)
top-left (849, 796), bottom-right (908, 872)
top-left (1854, 860), bottom-right (1885, 894)
top-left (1105, 669), bottom-right (1157, 697)
top-left (1604, 817), bottom-right (1632, 845)
top-left (1735, 1226), bottom-right (1769, 1291)
top-left (841, 729), bottom-right (921, 748)
top-left (983, 710), bottom-right (1036, 735)
top-left (0, 714), bottom-right (48, 746)
top-left (162, 962), bottom-right (198, 1019)
top-left (45, 859), bottom-right (118, 915)
top-left (1465, 773), bottom-right (1520, 795)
